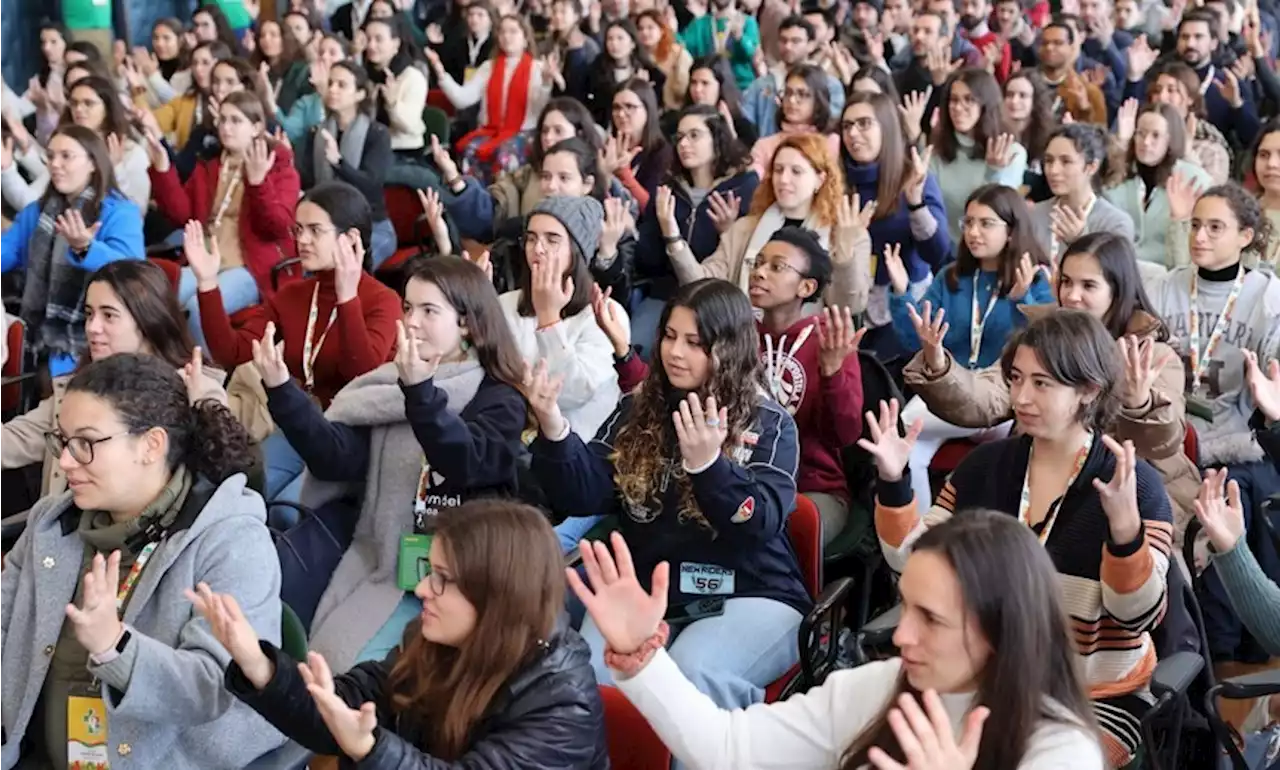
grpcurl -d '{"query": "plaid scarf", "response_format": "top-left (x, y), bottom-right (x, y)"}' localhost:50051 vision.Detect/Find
top-left (20, 186), bottom-right (99, 360)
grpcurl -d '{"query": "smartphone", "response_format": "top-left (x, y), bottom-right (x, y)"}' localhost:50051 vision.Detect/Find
top-left (664, 597), bottom-right (726, 626)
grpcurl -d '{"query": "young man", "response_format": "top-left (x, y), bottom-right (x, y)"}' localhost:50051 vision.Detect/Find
top-left (1039, 21), bottom-right (1108, 123)
top-left (681, 0), bottom-right (763, 90)
top-left (742, 15), bottom-right (846, 136)
top-left (958, 0), bottom-right (1012, 81)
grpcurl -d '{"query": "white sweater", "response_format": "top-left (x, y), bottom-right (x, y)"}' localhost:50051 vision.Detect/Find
top-left (616, 653), bottom-right (1105, 770)
top-left (499, 290), bottom-right (625, 440)
top-left (437, 56), bottom-right (552, 131)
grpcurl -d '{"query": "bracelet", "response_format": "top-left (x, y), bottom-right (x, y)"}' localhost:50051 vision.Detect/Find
top-left (663, 234), bottom-right (683, 244)
top-left (604, 621), bottom-right (670, 678)
top-left (907, 200), bottom-right (928, 211)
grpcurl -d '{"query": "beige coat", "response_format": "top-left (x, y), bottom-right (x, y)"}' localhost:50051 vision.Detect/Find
top-left (2, 366), bottom-right (227, 498)
top-left (902, 306), bottom-right (1201, 544)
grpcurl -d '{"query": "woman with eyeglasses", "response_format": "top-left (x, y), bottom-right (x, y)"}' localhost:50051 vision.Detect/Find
top-left (183, 182), bottom-right (401, 503)
top-left (888, 184), bottom-right (1053, 513)
top-left (748, 63), bottom-right (840, 180)
top-left (584, 19), bottom-right (667, 128)
top-left (1, 353), bottom-right (284, 770)
top-left (679, 56), bottom-right (757, 146)
top-left (602, 78), bottom-right (672, 211)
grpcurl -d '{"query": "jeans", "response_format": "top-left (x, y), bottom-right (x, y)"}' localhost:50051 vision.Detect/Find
top-left (262, 429), bottom-right (306, 528)
top-left (178, 266), bottom-right (260, 350)
top-left (555, 515), bottom-right (606, 553)
top-left (355, 592), bottom-right (422, 663)
top-left (370, 218), bottom-right (398, 270)
top-left (803, 492), bottom-right (849, 547)
top-left (901, 396), bottom-right (1012, 514)
top-left (580, 595), bottom-right (801, 713)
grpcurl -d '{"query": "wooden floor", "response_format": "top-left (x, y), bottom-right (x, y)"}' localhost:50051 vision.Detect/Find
top-left (1214, 659), bottom-right (1280, 732)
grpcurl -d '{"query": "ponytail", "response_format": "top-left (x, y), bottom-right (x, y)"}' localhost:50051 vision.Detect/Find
top-left (188, 399), bottom-right (255, 482)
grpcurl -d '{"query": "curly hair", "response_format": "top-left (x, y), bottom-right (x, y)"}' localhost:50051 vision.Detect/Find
top-left (612, 280), bottom-right (764, 532)
top-left (1198, 182), bottom-right (1274, 259)
top-left (669, 104), bottom-right (751, 183)
top-left (66, 353), bottom-right (254, 483)
top-left (749, 133), bottom-right (845, 227)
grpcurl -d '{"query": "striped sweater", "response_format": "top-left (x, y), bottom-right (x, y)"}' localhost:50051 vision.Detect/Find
top-left (875, 436), bottom-right (1174, 701)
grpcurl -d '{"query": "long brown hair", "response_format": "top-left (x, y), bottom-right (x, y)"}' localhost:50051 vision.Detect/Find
top-left (86, 261), bottom-right (196, 370)
top-left (1003, 70), bottom-right (1054, 163)
top-left (403, 256), bottom-right (526, 388)
top-left (840, 510), bottom-right (1097, 770)
top-left (1107, 102), bottom-right (1185, 189)
top-left (385, 500), bottom-right (563, 759)
top-left (250, 19), bottom-right (307, 79)
top-left (946, 184), bottom-right (1049, 295)
top-left (749, 132), bottom-right (844, 227)
top-left (841, 92), bottom-right (911, 220)
top-left (934, 68), bottom-right (1005, 163)
top-left (43, 125), bottom-right (117, 222)
top-left (613, 279), bottom-right (764, 533)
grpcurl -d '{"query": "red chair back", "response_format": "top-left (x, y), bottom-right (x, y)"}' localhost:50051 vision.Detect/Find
top-left (599, 685), bottom-right (671, 770)
top-left (149, 257), bottom-right (182, 291)
top-left (1184, 423), bottom-right (1199, 466)
top-left (788, 495), bottom-right (822, 600)
top-left (2, 317), bottom-right (26, 412)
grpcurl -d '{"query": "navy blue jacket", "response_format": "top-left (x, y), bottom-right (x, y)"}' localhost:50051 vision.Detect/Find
top-left (842, 153), bottom-right (951, 286)
top-left (635, 171), bottom-right (760, 301)
top-left (532, 394), bottom-right (811, 614)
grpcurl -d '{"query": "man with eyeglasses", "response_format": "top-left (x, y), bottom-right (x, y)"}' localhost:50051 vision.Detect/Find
top-left (741, 15), bottom-right (846, 137)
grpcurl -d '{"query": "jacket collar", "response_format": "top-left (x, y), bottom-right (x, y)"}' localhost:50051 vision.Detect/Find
top-left (1018, 304), bottom-right (1165, 339)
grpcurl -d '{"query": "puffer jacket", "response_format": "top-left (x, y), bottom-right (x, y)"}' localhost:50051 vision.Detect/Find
top-left (903, 305), bottom-right (1201, 544)
top-left (227, 623), bottom-right (610, 769)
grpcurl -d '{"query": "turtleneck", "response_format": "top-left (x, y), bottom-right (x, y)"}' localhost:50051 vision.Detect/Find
top-left (1198, 261), bottom-right (1242, 282)
top-left (314, 268), bottom-right (339, 297)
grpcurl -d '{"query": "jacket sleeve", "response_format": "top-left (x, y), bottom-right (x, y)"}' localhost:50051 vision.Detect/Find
top-left (447, 177), bottom-right (501, 242)
top-left (901, 349), bottom-right (1014, 428)
top-left (1, 145), bottom-right (48, 211)
top-left (888, 278), bottom-right (945, 358)
top-left (1099, 464), bottom-right (1172, 633)
top-left (68, 199), bottom-right (145, 270)
top-left (687, 404), bottom-right (798, 546)
top-left (265, 379), bottom-right (371, 483)
top-left (537, 305), bottom-right (626, 413)
top-left (91, 513), bottom-right (282, 726)
top-left (530, 406), bottom-right (627, 519)
top-left (227, 642), bottom-right (391, 757)
top-left (0, 203), bottom-right (38, 272)
top-left (334, 126), bottom-right (393, 203)
top-left (335, 282), bottom-right (400, 382)
top-left (277, 93), bottom-right (325, 146)
top-left (818, 352), bottom-right (864, 449)
top-left (245, 154), bottom-right (301, 242)
top-left (1, 394), bottom-right (54, 470)
top-left (437, 61), bottom-right (488, 111)
top-left (1258, 416), bottom-right (1280, 469)
top-left (1211, 539), bottom-right (1280, 656)
top-left (667, 216), bottom-right (746, 285)
top-left (1112, 344), bottom-right (1187, 461)
top-left (913, 177), bottom-right (952, 271)
top-left (592, 231), bottom-right (634, 301)
top-left (615, 352), bottom-right (650, 393)
top-left (402, 378), bottom-right (525, 488)
top-left (196, 292), bottom-right (278, 369)
top-left (149, 162), bottom-right (196, 226)
top-left (116, 143), bottom-right (152, 209)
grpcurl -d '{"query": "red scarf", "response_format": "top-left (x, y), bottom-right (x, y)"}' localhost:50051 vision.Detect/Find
top-left (456, 53), bottom-right (534, 162)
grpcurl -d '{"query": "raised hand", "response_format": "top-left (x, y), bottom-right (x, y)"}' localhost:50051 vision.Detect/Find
top-left (1008, 252), bottom-right (1043, 301)
top-left (542, 50), bottom-right (565, 90)
top-left (867, 691), bottom-right (988, 770)
top-left (816, 306), bottom-right (865, 377)
top-left (655, 185), bottom-right (680, 238)
top-left (395, 319), bottom-right (441, 386)
top-left (103, 131), bottom-right (121, 169)
top-left (521, 359), bottom-right (567, 438)
top-left (64, 551), bottom-right (125, 656)
top-left (1126, 35), bottom-right (1158, 82)
top-left (856, 399), bottom-right (924, 483)
top-left (899, 87), bottom-right (932, 144)
top-left (467, 249), bottom-right (494, 283)
top-left (54, 210), bottom-right (100, 253)
top-left (981, 41), bottom-right (1003, 74)
top-left (1119, 335), bottom-right (1171, 410)
top-left (984, 133), bottom-right (1016, 169)
top-left (1244, 350), bottom-right (1280, 422)
top-left (707, 190), bottom-right (741, 234)
top-left (566, 532), bottom-right (669, 662)
top-left (181, 346), bottom-right (206, 402)
top-left (186, 582), bottom-right (272, 688)
top-left (673, 392), bottom-right (728, 470)
top-left (600, 197), bottom-right (628, 258)
top-left (333, 230), bottom-right (365, 304)
top-left (591, 284), bottom-right (630, 357)
top-left (1166, 169), bottom-right (1203, 221)
top-left (1194, 468), bottom-right (1246, 554)
top-left (144, 127), bottom-right (170, 172)
top-left (244, 138), bottom-right (277, 186)
top-left (599, 132), bottom-right (640, 176)
top-left (250, 322), bottom-right (291, 388)
top-left (298, 651), bottom-right (378, 761)
top-left (883, 243), bottom-right (909, 296)
top-left (904, 146), bottom-right (932, 207)
top-left (426, 22), bottom-right (444, 44)
top-left (2, 134), bottom-right (13, 171)
top-left (1091, 436), bottom-right (1142, 545)
top-left (319, 128), bottom-right (340, 166)
top-left (423, 48), bottom-right (444, 77)
top-left (308, 60), bottom-right (331, 92)
top-left (907, 301), bottom-right (949, 373)
top-left (1214, 69), bottom-right (1245, 109)
top-left (1116, 98), bottom-right (1139, 145)
top-left (417, 187), bottom-right (452, 255)
top-left (430, 134), bottom-right (460, 183)
top-left (836, 193), bottom-right (876, 245)
top-left (717, 100), bottom-right (738, 137)
top-left (1048, 200), bottom-right (1087, 247)
top-left (925, 43), bottom-right (960, 86)
top-left (182, 220), bottom-right (222, 287)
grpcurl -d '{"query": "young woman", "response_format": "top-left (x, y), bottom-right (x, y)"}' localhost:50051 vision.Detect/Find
top-left (297, 60), bottom-right (397, 268)
top-left (171, 56), bottom-right (274, 181)
top-left (148, 90), bottom-right (299, 346)
top-left (0, 125), bottom-right (144, 377)
top-left (139, 40), bottom-right (231, 152)
top-left (0, 354), bottom-right (283, 769)
top-left (528, 278), bottom-right (808, 714)
top-left (362, 16), bottom-right (429, 161)
top-left (192, 3), bottom-right (243, 54)
top-left (25, 21), bottom-right (71, 145)
top-left (584, 19), bottom-right (666, 127)
top-left (636, 9), bottom-right (692, 111)
top-left (1002, 69), bottom-right (1055, 200)
top-left (1030, 124), bottom-right (1135, 262)
top-left (1245, 118), bottom-right (1280, 269)
top-left (274, 34), bottom-right (348, 146)
top-left (2, 261), bottom-right (226, 499)
top-left (867, 311), bottom-right (1174, 768)
top-left (664, 133), bottom-right (871, 314)
top-left (839, 93), bottom-right (950, 360)
top-left (545, 0), bottom-right (601, 104)
top-left (570, 511), bottom-right (1104, 769)
top-left (749, 63), bottom-right (841, 179)
top-left (434, 0), bottom-right (494, 87)
top-left (634, 105), bottom-right (758, 353)
top-left (66, 76), bottom-right (152, 209)
top-left (250, 256), bottom-right (529, 666)
top-left (127, 18), bottom-right (193, 108)
top-left (184, 182), bottom-right (400, 500)
top-left (251, 18), bottom-right (312, 114)
top-left (682, 57), bottom-right (757, 145)
top-left (427, 15), bottom-right (552, 184)
top-left (1106, 101), bottom-right (1213, 275)
top-left (1143, 61), bottom-right (1232, 186)
top-left (850, 66), bottom-right (900, 102)
top-left (201, 500), bottom-right (610, 768)
top-left (931, 68), bottom-right (1028, 253)
top-left (283, 9), bottom-right (320, 55)
top-left (890, 184), bottom-right (1054, 512)
top-left (604, 78), bottom-right (672, 210)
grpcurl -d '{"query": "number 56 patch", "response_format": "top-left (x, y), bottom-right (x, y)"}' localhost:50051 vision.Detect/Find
top-left (679, 563), bottom-right (736, 595)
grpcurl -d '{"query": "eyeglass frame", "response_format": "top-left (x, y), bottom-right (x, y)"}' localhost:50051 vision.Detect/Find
top-left (44, 430), bottom-right (134, 465)
top-left (419, 560), bottom-right (458, 596)
top-left (957, 216), bottom-right (1010, 233)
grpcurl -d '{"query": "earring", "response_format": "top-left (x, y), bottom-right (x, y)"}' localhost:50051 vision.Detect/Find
top-left (460, 337), bottom-right (472, 352)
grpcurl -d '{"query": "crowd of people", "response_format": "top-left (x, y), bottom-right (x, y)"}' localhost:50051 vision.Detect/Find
top-left (3, 0), bottom-right (1280, 767)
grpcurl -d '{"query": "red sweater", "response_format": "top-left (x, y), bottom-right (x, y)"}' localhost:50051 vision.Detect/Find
top-left (149, 146), bottom-right (302, 299)
top-left (197, 271), bottom-right (401, 407)
top-left (615, 315), bottom-right (864, 500)
top-left (962, 28), bottom-right (1013, 83)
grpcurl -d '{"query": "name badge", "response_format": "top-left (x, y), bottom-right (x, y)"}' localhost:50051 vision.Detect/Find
top-left (68, 692), bottom-right (110, 768)
top-left (464, 67), bottom-right (478, 82)
top-left (679, 562), bottom-right (735, 596)
top-left (397, 533), bottom-right (433, 591)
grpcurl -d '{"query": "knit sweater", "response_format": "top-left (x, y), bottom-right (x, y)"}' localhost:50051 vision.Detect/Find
top-left (616, 653), bottom-right (1105, 769)
top-left (1102, 160), bottom-right (1212, 268)
top-left (1211, 538), bottom-right (1280, 657)
top-left (1029, 195), bottom-right (1135, 262)
top-left (680, 14), bottom-right (761, 91)
top-left (875, 436), bottom-right (1174, 701)
top-left (929, 134), bottom-right (1028, 252)
top-left (436, 55), bottom-right (553, 132)
top-left (197, 270), bottom-right (401, 408)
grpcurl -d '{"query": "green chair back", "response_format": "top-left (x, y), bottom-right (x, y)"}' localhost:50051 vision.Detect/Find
top-left (423, 106), bottom-right (450, 146)
top-left (280, 602), bottom-right (308, 660)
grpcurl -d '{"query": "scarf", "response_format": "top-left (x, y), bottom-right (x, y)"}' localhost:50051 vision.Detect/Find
top-left (737, 203), bottom-right (831, 294)
top-left (78, 465), bottom-right (193, 561)
top-left (313, 112), bottom-right (371, 186)
top-left (456, 53), bottom-right (534, 162)
top-left (323, 356), bottom-right (486, 429)
top-left (20, 186), bottom-right (99, 360)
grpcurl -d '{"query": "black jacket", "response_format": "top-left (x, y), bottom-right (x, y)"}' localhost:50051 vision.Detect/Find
top-left (296, 120), bottom-right (394, 221)
top-left (227, 626), bottom-right (610, 769)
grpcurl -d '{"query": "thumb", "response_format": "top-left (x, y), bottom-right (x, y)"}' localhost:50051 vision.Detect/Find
top-left (651, 561), bottom-right (670, 603)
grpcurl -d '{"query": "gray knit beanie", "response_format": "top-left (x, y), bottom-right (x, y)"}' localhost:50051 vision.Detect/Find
top-left (528, 196), bottom-right (605, 258)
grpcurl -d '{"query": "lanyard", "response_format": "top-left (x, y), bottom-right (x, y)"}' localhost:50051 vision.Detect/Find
top-left (467, 35), bottom-right (488, 66)
top-left (115, 541), bottom-right (159, 611)
top-left (1200, 66), bottom-right (1216, 96)
top-left (968, 273), bottom-right (1001, 368)
top-left (1188, 266), bottom-right (1246, 385)
top-left (210, 157), bottom-right (242, 230)
top-left (1048, 193), bottom-right (1096, 259)
top-left (302, 283), bottom-right (338, 392)
top-left (1017, 433), bottom-right (1093, 545)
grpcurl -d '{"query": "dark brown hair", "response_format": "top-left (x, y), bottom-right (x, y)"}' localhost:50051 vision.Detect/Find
top-left (1109, 102), bottom-right (1185, 189)
top-left (64, 76), bottom-right (135, 139)
top-left (250, 19), bottom-right (308, 80)
top-left (1058, 233), bottom-right (1170, 342)
top-left (515, 211), bottom-right (595, 319)
top-left (934, 68), bottom-right (1006, 163)
top-left (842, 92), bottom-right (911, 220)
top-left (670, 104), bottom-right (751, 183)
top-left (87, 261), bottom-right (196, 370)
top-left (613, 77), bottom-right (667, 157)
top-left (43, 124), bottom-right (117, 221)
top-left (1003, 70), bottom-right (1055, 163)
top-left (385, 500), bottom-right (563, 759)
top-left (947, 184), bottom-right (1049, 295)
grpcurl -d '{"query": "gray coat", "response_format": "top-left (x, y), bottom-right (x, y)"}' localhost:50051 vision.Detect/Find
top-left (1, 475), bottom-right (286, 769)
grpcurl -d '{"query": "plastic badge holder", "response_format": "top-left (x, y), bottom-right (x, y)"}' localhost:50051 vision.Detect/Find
top-left (398, 534), bottom-right (434, 591)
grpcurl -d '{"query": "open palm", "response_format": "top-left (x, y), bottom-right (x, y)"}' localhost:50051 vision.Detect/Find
top-left (567, 532), bottom-right (669, 656)
top-left (857, 399), bottom-right (923, 482)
